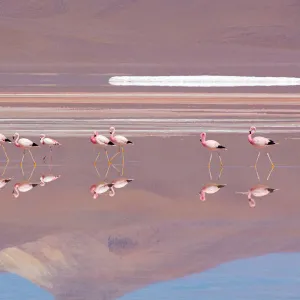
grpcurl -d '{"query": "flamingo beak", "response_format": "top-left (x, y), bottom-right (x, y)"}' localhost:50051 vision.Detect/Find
top-left (249, 131), bottom-right (251, 134)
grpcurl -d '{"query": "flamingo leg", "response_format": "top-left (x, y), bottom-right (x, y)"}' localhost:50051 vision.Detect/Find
top-left (1, 144), bottom-right (9, 162)
top-left (1, 160), bottom-right (8, 176)
top-left (208, 152), bottom-right (212, 168)
top-left (28, 164), bottom-right (36, 181)
top-left (104, 163), bottom-right (111, 179)
top-left (110, 146), bottom-right (121, 162)
top-left (94, 164), bottom-right (101, 177)
top-left (28, 149), bottom-right (36, 166)
top-left (217, 152), bottom-right (223, 167)
top-left (121, 147), bottom-right (125, 169)
top-left (255, 165), bottom-right (260, 181)
top-left (218, 166), bottom-right (223, 180)
top-left (254, 152), bottom-right (260, 168)
top-left (267, 165), bottom-right (275, 181)
top-left (208, 165), bottom-right (212, 180)
top-left (94, 151), bottom-right (101, 166)
top-left (20, 150), bottom-right (26, 167)
top-left (267, 152), bottom-right (275, 168)
top-left (105, 149), bottom-right (110, 164)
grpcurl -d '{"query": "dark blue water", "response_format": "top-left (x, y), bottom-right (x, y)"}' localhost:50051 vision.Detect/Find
top-left (0, 273), bottom-right (53, 300)
top-left (118, 253), bottom-right (300, 300)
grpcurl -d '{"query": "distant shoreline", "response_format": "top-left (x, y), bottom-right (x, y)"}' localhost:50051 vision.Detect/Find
top-left (1, 92), bottom-right (300, 105)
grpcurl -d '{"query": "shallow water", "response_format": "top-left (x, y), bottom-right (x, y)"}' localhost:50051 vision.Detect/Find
top-left (0, 133), bottom-right (300, 299)
top-left (118, 253), bottom-right (300, 300)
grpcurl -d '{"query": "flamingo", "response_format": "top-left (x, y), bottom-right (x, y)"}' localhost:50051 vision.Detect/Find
top-left (0, 178), bottom-right (12, 190)
top-left (40, 134), bottom-right (61, 163)
top-left (200, 132), bottom-right (227, 167)
top-left (12, 182), bottom-right (40, 198)
top-left (236, 184), bottom-right (278, 208)
top-left (199, 183), bottom-right (226, 201)
top-left (109, 127), bottom-right (133, 165)
top-left (90, 131), bottom-right (114, 165)
top-left (108, 178), bottom-right (134, 197)
top-left (248, 126), bottom-right (278, 168)
top-left (90, 182), bottom-right (113, 199)
top-left (40, 174), bottom-right (61, 187)
top-left (13, 133), bottom-right (39, 166)
top-left (0, 134), bottom-right (11, 161)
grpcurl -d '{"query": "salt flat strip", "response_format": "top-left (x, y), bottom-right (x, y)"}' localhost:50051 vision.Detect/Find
top-left (109, 75), bottom-right (300, 87)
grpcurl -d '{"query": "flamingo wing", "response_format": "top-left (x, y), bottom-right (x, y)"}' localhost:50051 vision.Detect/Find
top-left (43, 137), bottom-right (58, 145)
top-left (96, 135), bottom-right (110, 145)
top-left (115, 135), bottom-right (129, 144)
top-left (253, 136), bottom-right (272, 146)
top-left (19, 138), bottom-right (34, 147)
top-left (205, 139), bottom-right (221, 149)
top-left (18, 184), bottom-right (34, 192)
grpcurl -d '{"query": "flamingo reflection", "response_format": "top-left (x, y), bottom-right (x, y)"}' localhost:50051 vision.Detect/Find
top-left (90, 182), bottom-right (113, 199)
top-left (199, 183), bottom-right (226, 201)
top-left (13, 164), bottom-right (40, 198)
top-left (108, 178), bottom-right (134, 197)
top-left (236, 184), bottom-right (279, 208)
top-left (40, 174), bottom-right (61, 187)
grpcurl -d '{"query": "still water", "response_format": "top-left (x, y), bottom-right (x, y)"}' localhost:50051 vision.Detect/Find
top-left (0, 134), bottom-right (300, 299)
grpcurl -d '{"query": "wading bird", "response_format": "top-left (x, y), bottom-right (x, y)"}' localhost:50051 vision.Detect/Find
top-left (236, 184), bottom-right (278, 208)
top-left (248, 126), bottom-right (278, 168)
top-left (108, 178), bottom-right (134, 197)
top-left (199, 183), bottom-right (226, 201)
top-left (90, 131), bottom-right (114, 165)
top-left (109, 127), bottom-right (133, 165)
top-left (40, 134), bottom-right (61, 163)
top-left (90, 182), bottom-right (113, 199)
top-left (13, 133), bottom-right (39, 166)
top-left (0, 134), bottom-right (12, 161)
top-left (200, 132), bottom-right (227, 167)
top-left (40, 174), bottom-right (61, 187)
top-left (12, 182), bottom-right (40, 198)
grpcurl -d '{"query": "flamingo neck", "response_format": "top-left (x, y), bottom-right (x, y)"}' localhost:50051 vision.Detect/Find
top-left (109, 187), bottom-right (115, 197)
top-left (248, 133), bottom-right (254, 144)
top-left (201, 135), bottom-right (206, 146)
top-left (14, 133), bottom-right (20, 145)
top-left (13, 187), bottom-right (19, 198)
top-left (199, 190), bottom-right (206, 201)
top-left (40, 134), bottom-right (45, 143)
top-left (110, 130), bottom-right (116, 142)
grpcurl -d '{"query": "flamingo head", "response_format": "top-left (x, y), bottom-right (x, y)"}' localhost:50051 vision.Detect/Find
top-left (90, 132), bottom-right (97, 144)
top-left (248, 198), bottom-right (256, 208)
top-left (200, 132), bottom-right (206, 140)
top-left (249, 126), bottom-right (256, 134)
top-left (93, 192), bottom-right (99, 199)
top-left (109, 127), bottom-right (115, 134)
top-left (12, 133), bottom-right (18, 140)
top-left (90, 184), bottom-right (97, 194)
top-left (199, 190), bottom-right (206, 201)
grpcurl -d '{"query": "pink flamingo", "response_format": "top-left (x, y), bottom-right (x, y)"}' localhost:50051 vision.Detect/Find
top-left (90, 182), bottom-right (113, 199)
top-left (90, 131), bottom-right (114, 165)
top-left (40, 134), bottom-right (61, 163)
top-left (236, 184), bottom-right (278, 208)
top-left (40, 174), bottom-right (61, 187)
top-left (109, 127), bottom-right (133, 165)
top-left (199, 183), bottom-right (226, 201)
top-left (0, 133), bottom-right (12, 161)
top-left (13, 133), bottom-right (39, 166)
top-left (200, 132), bottom-right (227, 167)
top-left (0, 178), bottom-right (12, 190)
top-left (12, 182), bottom-right (40, 198)
top-left (248, 126), bottom-right (278, 168)
top-left (108, 178), bottom-right (134, 197)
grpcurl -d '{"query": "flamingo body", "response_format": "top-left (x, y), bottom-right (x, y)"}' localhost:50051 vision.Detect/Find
top-left (199, 183), bottom-right (226, 201)
top-left (91, 131), bottom-right (114, 147)
top-left (40, 174), bottom-right (61, 186)
top-left (91, 182), bottom-right (113, 199)
top-left (40, 135), bottom-right (61, 146)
